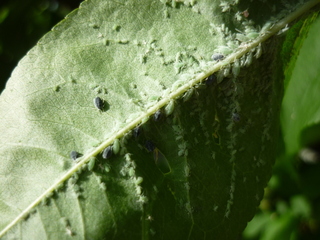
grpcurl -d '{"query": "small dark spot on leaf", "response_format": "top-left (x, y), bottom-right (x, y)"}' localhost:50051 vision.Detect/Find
top-left (89, 23), bottom-right (99, 29)
top-left (112, 25), bottom-right (121, 31)
top-left (232, 112), bottom-right (241, 122)
top-left (54, 85), bottom-right (61, 92)
top-left (145, 140), bottom-right (155, 152)
top-left (104, 39), bottom-right (110, 46)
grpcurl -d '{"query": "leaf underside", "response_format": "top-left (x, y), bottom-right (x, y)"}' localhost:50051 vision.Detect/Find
top-left (2, 0), bottom-right (313, 239)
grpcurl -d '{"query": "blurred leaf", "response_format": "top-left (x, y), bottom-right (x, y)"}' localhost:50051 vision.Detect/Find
top-left (242, 212), bottom-right (271, 238)
top-left (291, 195), bottom-right (311, 218)
top-left (261, 212), bottom-right (298, 240)
top-left (281, 13), bottom-right (320, 155)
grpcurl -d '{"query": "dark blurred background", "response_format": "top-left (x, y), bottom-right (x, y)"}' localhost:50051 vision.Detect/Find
top-left (0, 0), bottom-right (82, 93)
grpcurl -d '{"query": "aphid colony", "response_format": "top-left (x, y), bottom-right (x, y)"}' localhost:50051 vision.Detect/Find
top-left (68, 59), bottom-right (247, 199)
top-left (70, 70), bottom-right (224, 168)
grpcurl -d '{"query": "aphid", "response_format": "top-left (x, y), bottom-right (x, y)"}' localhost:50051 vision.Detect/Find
top-left (244, 52), bottom-right (253, 66)
top-left (246, 32), bottom-right (259, 39)
top-left (136, 186), bottom-right (142, 195)
top-left (23, 213), bottom-right (30, 221)
top-left (128, 168), bottom-right (135, 177)
top-left (135, 177), bottom-right (143, 185)
top-left (223, 65), bottom-right (230, 77)
top-left (88, 157), bottom-right (96, 171)
top-left (221, 23), bottom-right (225, 32)
top-left (172, 0), bottom-right (177, 8)
top-left (232, 59), bottom-right (240, 78)
top-left (97, 176), bottom-right (103, 184)
top-left (206, 74), bottom-right (217, 86)
top-left (93, 97), bottom-right (104, 111)
top-left (261, 21), bottom-right (273, 33)
top-left (242, 9), bottom-right (249, 18)
top-left (137, 195), bottom-right (148, 203)
top-left (183, 88), bottom-right (195, 102)
top-left (215, 45), bottom-right (232, 55)
top-left (54, 85), bottom-right (61, 92)
top-left (102, 145), bottom-right (113, 159)
top-left (105, 164), bottom-right (111, 173)
top-left (153, 148), bottom-right (171, 174)
top-left (112, 139), bottom-right (120, 155)
top-left (153, 110), bottom-right (162, 121)
top-left (72, 173), bottom-right (79, 181)
top-left (70, 151), bottom-right (80, 161)
top-left (217, 70), bottom-right (225, 84)
top-left (232, 112), bottom-right (241, 122)
top-left (124, 153), bottom-right (132, 162)
top-left (235, 11), bottom-right (242, 21)
top-left (145, 140), bottom-right (155, 152)
top-left (255, 43), bottom-right (262, 59)
top-left (240, 55), bottom-right (246, 67)
top-left (277, 24), bottom-right (289, 35)
top-left (146, 215), bottom-right (154, 221)
top-left (213, 205), bottom-right (219, 212)
top-left (104, 39), bottom-right (109, 46)
top-left (236, 33), bottom-right (249, 42)
top-left (164, 100), bottom-right (175, 116)
top-left (100, 182), bottom-right (107, 191)
top-left (211, 53), bottom-right (224, 61)
top-left (184, 164), bottom-right (190, 176)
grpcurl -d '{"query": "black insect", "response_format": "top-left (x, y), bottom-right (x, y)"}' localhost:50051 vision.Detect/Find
top-left (206, 74), bottom-right (217, 86)
top-left (133, 126), bottom-right (141, 138)
top-left (232, 112), bottom-right (241, 122)
top-left (145, 140), bottom-right (155, 153)
top-left (102, 146), bottom-right (113, 159)
top-left (153, 110), bottom-right (162, 122)
top-left (93, 97), bottom-right (104, 111)
top-left (70, 151), bottom-right (80, 161)
top-left (211, 53), bottom-right (224, 61)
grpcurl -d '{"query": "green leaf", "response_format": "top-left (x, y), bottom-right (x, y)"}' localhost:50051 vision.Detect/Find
top-left (281, 12), bottom-right (320, 155)
top-left (0, 0), bottom-right (319, 239)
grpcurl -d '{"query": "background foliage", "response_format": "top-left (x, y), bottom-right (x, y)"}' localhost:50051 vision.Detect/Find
top-left (0, 0), bottom-right (82, 91)
top-left (1, 0), bottom-right (320, 239)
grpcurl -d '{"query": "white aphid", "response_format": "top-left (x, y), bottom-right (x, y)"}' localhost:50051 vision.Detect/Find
top-left (113, 139), bottom-right (120, 155)
top-left (232, 59), bottom-right (240, 78)
top-left (88, 158), bottom-right (96, 171)
top-left (165, 100), bottom-right (175, 116)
